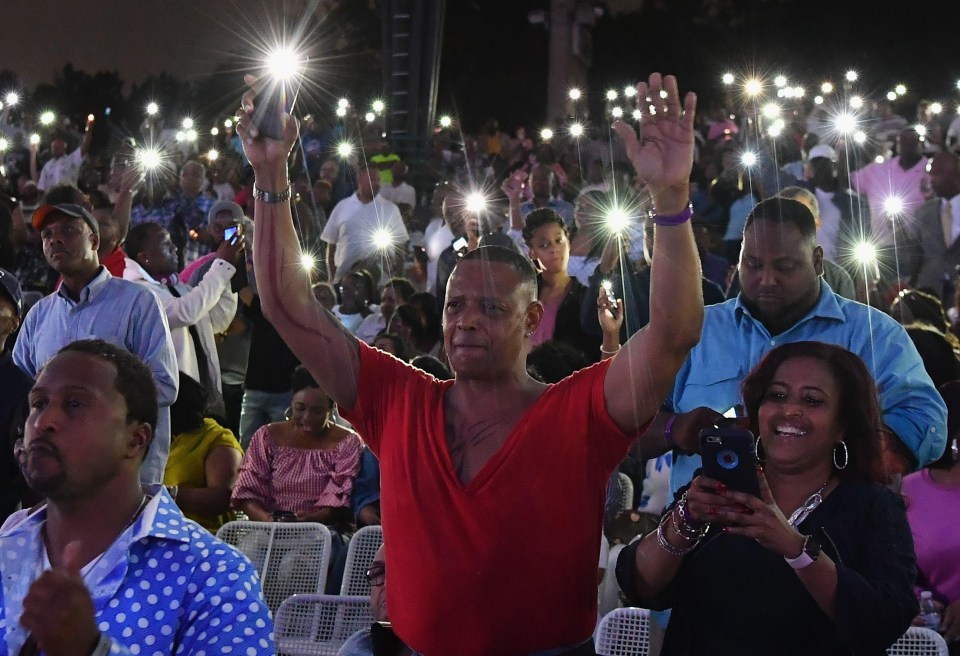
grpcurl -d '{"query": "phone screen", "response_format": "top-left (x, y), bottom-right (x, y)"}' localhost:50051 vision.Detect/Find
top-left (223, 225), bottom-right (239, 241)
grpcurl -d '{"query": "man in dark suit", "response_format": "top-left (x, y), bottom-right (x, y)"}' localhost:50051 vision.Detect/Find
top-left (910, 152), bottom-right (960, 302)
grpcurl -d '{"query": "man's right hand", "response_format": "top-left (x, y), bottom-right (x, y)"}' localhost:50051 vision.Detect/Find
top-left (216, 234), bottom-right (245, 265)
top-left (236, 74), bottom-right (299, 179)
top-left (670, 407), bottom-right (726, 454)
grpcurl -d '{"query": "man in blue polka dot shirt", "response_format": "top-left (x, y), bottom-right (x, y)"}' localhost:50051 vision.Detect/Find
top-left (0, 339), bottom-right (275, 655)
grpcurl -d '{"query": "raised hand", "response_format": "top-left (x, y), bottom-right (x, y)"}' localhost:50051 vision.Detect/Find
top-left (613, 73), bottom-right (696, 203)
top-left (118, 165), bottom-right (145, 195)
top-left (597, 285), bottom-right (623, 338)
top-left (500, 173), bottom-right (524, 201)
top-left (236, 74), bottom-right (299, 177)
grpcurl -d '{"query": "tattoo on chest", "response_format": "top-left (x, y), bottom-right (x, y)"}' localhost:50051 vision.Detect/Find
top-left (446, 416), bottom-right (505, 479)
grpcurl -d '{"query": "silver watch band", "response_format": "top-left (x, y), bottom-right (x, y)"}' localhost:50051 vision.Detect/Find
top-left (253, 185), bottom-right (292, 204)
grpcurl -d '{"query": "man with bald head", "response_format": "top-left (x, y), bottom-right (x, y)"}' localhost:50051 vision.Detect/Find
top-left (239, 70), bottom-right (703, 655)
top-left (378, 160), bottom-right (417, 209)
top-left (321, 166), bottom-right (407, 283)
top-left (910, 151), bottom-right (960, 301)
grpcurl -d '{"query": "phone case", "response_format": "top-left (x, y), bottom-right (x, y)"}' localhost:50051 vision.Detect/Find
top-left (699, 424), bottom-right (761, 497)
top-left (253, 81), bottom-right (292, 141)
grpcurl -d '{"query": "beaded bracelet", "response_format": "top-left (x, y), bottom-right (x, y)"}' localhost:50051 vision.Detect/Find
top-left (652, 204), bottom-right (693, 227)
top-left (675, 493), bottom-right (710, 539)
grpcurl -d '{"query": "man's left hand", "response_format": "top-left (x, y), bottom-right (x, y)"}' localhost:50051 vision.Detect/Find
top-left (20, 569), bottom-right (100, 656)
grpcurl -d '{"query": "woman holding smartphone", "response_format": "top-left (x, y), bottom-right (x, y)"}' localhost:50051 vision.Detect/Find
top-left (616, 341), bottom-right (918, 654)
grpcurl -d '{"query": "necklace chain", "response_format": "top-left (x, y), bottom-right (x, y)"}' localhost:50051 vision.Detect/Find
top-left (787, 480), bottom-right (830, 527)
top-left (43, 494), bottom-right (150, 576)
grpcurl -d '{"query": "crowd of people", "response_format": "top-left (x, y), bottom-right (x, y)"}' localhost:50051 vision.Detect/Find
top-left (0, 64), bottom-right (956, 655)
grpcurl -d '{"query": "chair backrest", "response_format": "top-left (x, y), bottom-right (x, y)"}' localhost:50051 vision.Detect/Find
top-left (617, 473), bottom-right (634, 514)
top-left (274, 593), bottom-right (373, 656)
top-left (217, 520), bottom-right (332, 613)
top-left (886, 627), bottom-right (949, 656)
top-left (595, 607), bottom-right (651, 656)
top-left (597, 544), bottom-right (627, 618)
top-left (340, 524), bottom-right (384, 596)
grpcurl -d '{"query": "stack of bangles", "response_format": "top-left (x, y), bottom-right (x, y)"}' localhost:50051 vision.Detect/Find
top-left (651, 204), bottom-right (693, 227)
top-left (656, 491), bottom-right (710, 556)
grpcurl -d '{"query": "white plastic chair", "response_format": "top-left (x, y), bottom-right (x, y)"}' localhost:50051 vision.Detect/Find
top-left (617, 473), bottom-right (634, 515)
top-left (595, 607), bottom-right (651, 656)
top-left (887, 627), bottom-right (949, 655)
top-left (340, 524), bottom-right (384, 596)
top-left (217, 520), bottom-right (332, 613)
top-left (598, 544), bottom-right (626, 618)
top-left (274, 593), bottom-right (373, 656)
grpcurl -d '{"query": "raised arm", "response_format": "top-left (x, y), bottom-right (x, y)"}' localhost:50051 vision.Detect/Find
top-left (79, 121), bottom-right (93, 158)
top-left (236, 76), bottom-right (360, 408)
top-left (113, 166), bottom-right (143, 245)
top-left (604, 73), bottom-right (703, 433)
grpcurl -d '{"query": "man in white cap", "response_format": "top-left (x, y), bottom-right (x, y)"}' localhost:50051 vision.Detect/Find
top-left (805, 143), bottom-right (871, 265)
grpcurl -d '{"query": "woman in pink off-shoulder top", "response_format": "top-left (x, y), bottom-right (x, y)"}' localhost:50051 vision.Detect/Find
top-left (232, 365), bottom-right (362, 531)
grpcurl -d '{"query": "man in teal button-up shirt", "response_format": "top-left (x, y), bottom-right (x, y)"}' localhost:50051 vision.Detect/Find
top-left (635, 197), bottom-right (947, 498)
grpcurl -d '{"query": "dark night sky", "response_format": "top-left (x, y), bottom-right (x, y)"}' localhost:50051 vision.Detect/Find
top-left (3, 0), bottom-right (960, 132)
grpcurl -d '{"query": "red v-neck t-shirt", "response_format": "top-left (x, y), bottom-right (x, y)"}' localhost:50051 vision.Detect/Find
top-left (341, 342), bottom-right (639, 656)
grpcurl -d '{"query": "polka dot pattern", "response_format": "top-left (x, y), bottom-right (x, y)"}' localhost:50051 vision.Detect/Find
top-left (0, 492), bottom-right (275, 654)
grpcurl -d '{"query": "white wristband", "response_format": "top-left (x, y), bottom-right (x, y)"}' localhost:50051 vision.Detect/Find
top-left (784, 550), bottom-right (815, 570)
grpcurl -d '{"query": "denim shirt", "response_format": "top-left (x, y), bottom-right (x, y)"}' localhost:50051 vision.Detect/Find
top-left (669, 281), bottom-right (947, 497)
top-left (11, 267), bottom-right (178, 487)
top-left (0, 491), bottom-right (274, 655)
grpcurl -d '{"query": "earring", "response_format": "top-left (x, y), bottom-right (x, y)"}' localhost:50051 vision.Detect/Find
top-left (755, 436), bottom-right (766, 464)
top-left (833, 440), bottom-right (849, 470)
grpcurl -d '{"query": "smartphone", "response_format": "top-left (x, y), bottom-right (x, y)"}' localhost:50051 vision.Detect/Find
top-left (699, 420), bottom-right (760, 497)
top-left (601, 280), bottom-right (619, 315)
top-left (272, 510), bottom-right (297, 523)
top-left (254, 81), bottom-right (292, 141)
top-left (452, 236), bottom-right (469, 254)
top-left (223, 225), bottom-right (239, 242)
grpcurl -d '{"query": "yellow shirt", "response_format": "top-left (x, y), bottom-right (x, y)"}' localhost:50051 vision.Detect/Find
top-left (163, 418), bottom-right (244, 532)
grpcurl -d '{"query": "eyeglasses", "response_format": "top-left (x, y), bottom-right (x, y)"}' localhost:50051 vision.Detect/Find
top-left (365, 563), bottom-right (385, 587)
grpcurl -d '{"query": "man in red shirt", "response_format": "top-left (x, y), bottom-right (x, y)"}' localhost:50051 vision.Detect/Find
top-left (237, 72), bottom-right (702, 656)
